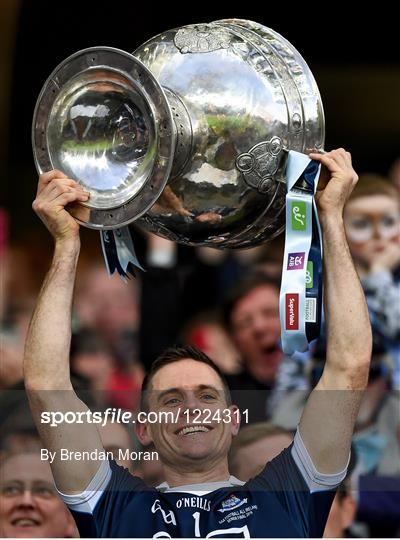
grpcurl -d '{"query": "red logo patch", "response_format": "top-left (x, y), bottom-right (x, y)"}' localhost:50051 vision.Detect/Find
top-left (285, 294), bottom-right (299, 330)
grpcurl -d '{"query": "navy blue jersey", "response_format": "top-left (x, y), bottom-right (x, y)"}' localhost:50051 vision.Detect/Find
top-left (60, 432), bottom-right (345, 538)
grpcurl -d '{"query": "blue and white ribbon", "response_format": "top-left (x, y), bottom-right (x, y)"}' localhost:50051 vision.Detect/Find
top-left (100, 227), bottom-right (144, 281)
top-left (280, 151), bottom-right (323, 355)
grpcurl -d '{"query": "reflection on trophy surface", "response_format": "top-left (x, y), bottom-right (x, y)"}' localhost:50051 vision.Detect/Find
top-left (32, 19), bottom-right (325, 248)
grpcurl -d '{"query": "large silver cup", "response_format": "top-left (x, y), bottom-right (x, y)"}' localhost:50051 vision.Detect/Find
top-left (32, 19), bottom-right (324, 248)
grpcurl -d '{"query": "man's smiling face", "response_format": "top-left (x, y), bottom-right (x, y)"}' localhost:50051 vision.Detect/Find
top-left (138, 359), bottom-right (239, 470)
top-left (0, 453), bottom-right (75, 538)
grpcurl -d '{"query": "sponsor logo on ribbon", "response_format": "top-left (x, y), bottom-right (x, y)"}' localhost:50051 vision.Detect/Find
top-left (291, 201), bottom-right (307, 231)
top-left (306, 260), bottom-right (314, 289)
top-left (285, 293), bottom-right (299, 330)
top-left (287, 252), bottom-right (305, 270)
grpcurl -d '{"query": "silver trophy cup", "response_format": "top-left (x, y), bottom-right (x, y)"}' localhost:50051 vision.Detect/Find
top-left (33, 19), bottom-right (325, 249)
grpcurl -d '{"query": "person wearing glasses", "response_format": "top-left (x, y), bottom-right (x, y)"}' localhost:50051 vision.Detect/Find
top-left (0, 452), bottom-right (76, 538)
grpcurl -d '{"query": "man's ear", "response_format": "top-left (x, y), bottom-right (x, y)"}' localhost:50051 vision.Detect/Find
top-left (135, 417), bottom-right (153, 446)
top-left (229, 405), bottom-right (241, 437)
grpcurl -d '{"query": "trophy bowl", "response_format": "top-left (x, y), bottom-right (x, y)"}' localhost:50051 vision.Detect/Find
top-left (32, 19), bottom-right (324, 248)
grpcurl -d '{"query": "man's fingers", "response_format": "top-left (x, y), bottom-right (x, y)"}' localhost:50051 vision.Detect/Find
top-left (309, 152), bottom-right (341, 173)
top-left (46, 179), bottom-right (87, 200)
top-left (37, 170), bottom-right (81, 195)
top-left (39, 178), bottom-right (88, 201)
top-left (33, 189), bottom-right (89, 214)
top-left (328, 149), bottom-right (346, 166)
top-left (38, 169), bottom-right (68, 186)
top-left (51, 191), bottom-right (90, 207)
top-left (34, 176), bottom-right (90, 214)
top-left (310, 148), bottom-right (358, 193)
top-left (310, 148), bottom-right (355, 174)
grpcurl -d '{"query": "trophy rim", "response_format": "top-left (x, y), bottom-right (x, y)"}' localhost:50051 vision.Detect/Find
top-left (32, 46), bottom-right (176, 230)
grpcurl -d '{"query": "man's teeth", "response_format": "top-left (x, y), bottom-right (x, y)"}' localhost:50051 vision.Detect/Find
top-left (14, 519), bottom-right (38, 527)
top-left (178, 425), bottom-right (210, 435)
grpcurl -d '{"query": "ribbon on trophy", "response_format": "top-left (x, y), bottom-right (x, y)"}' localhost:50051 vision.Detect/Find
top-left (100, 227), bottom-right (144, 281)
top-left (279, 151), bottom-right (323, 355)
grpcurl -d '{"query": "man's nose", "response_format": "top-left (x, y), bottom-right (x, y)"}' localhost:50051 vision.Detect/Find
top-left (17, 489), bottom-right (37, 508)
top-left (371, 221), bottom-right (385, 239)
top-left (183, 392), bottom-right (202, 413)
top-left (251, 315), bottom-right (269, 335)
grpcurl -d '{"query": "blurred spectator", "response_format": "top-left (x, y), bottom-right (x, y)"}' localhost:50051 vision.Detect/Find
top-left (70, 328), bottom-right (115, 397)
top-left (343, 173), bottom-right (400, 388)
top-left (272, 344), bottom-right (400, 478)
top-left (98, 419), bottom-right (137, 472)
top-left (0, 429), bottom-right (42, 460)
top-left (324, 482), bottom-right (358, 538)
top-left (323, 452), bottom-right (358, 538)
top-left (74, 262), bottom-right (140, 357)
top-left (223, 270), bottom-right (306, 423)
top-left (70, 328), bottom-right (143, 411)
top-left (1, 299), bottom-right (35, 389)
top-left (229, 422), bottom-right (292, 481)
top-left (182, 310), bottom-right (240, 374)
top-left (0, 452), bottom-right (77, 537)
top-left (253, 235), bottom-right (285, 279)
top-left (353, 353), bottom-right (400, 477)
top-left (139, 233), bottom-right (283, 370)
top-left (135, 442), bottom-right (165, 487)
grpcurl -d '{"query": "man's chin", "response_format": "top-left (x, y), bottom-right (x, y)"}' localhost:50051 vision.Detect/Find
top-left (178, 446), bottom-right (213, 461)
top-left (174, 442), bottom-right (215, 464)
top-left (8, 525), bottom-right (46, 538)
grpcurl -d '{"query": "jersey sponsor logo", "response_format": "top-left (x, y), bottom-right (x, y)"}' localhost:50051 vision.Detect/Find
top-left (291, 201), bottom-right (307, 231)
top-left (287, 252), bottom-right (305, 270)
top-left (151, 499), bottom-right (177, 526)
top-left (176, 497), bottom-right (211, 511)
top-left (285, 293), bottom-right (299, 330)
top-left (217, 494), bottom-right (248, 513)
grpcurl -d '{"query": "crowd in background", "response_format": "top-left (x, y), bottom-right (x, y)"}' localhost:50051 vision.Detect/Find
top-left (0, 167), bottom-right (399, 537)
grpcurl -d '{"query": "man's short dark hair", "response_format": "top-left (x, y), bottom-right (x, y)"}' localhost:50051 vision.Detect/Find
top-left (222, 270), bottom-right (281, 331)
top-left (228, 422), bottom-right (292, 474)
top-left (141, 345), bottom-right (232, 411)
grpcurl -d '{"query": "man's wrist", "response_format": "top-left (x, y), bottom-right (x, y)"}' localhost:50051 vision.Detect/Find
top-left (54, 237), bottom-right (81, 259)
top-left (318, 212), bottom-right (344, 232)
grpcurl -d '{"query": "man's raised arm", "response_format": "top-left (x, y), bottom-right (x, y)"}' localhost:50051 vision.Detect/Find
top-left (298, 149), bottom-right (372, 474)
top-left (24, 170), bottom-right (105, 493)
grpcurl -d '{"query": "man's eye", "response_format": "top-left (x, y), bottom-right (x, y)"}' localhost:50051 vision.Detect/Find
top-left (1, 485), bottom-right (21, 496)
top-left (164, 398), bottom-right (181, 405)
top-left (351, 218), bottom-right (370, 229)
top-left (33, 486), bottom-right (56, 498)
top-left (201, 394), bottom-right (216, 401)
top-left (381, 215), bottom-right (398, 227)
top-left (235, 319), bottom-right (251, 331)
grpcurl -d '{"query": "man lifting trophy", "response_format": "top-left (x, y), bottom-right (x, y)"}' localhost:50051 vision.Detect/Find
top-left (25, 19), bottom-right (372, 537)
